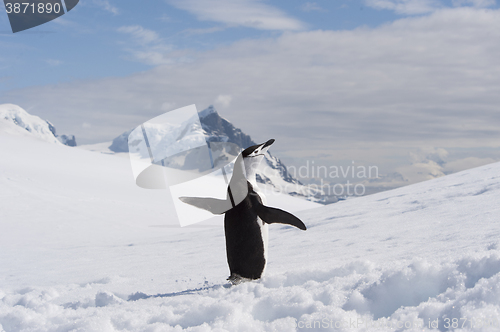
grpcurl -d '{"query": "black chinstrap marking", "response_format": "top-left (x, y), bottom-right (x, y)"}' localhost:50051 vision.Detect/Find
top-left (241, 139), bottom-right (274, 157)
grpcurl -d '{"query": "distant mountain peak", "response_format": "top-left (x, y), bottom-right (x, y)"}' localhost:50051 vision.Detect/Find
top-left (198, 105), bottom-right (217, 118)
top-left (0, 103), bottom-right (77, 146)
top-left (0, 104), bottom-right (60, 144)
top-left (198, 106), bottom-right (255, 149)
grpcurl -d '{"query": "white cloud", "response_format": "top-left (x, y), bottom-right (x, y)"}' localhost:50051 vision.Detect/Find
top-left (92, 0), bottom-right (119, 15)
top-left (161, 102), bottom-right (176, 111)
top-left (117, 25), bottom-right (160, 45)
top-left (443, 157), bottom-right (496, 173)
top-left (401, 148), bottom-right (449, 182)
top-left (409, 147), bottom-right (448, 165)
top-left (301, 2), bottom-right (325, 12)
top-left (159, 14), bottom-right (172, 22)
top-left (452, 0), bottom-right (496, 7)
top-left (166, 0), bottom-right (305, 30)
top-left (4, 8), bottom-right (500, 165)
top-left (215, 95), bottom-right (232, 108)
top-left (366, 0), bottom-right (497, 14)
top-left (370, 148), bottom-right (497, 186)
top-left (394, 149), bottom-right (497, 184)
top-left (182, 26), bottom-right (226, 35)
top-left (396, 160), bottom-right (446, 182)
top-left (365, 0), bottom-right (442, 14)
top-left (45, 59), bottom-right (62, 66)
top-left (117, 25), bottom-right (174, 65)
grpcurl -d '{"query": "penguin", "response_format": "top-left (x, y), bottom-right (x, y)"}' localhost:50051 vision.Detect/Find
top-left (180, 139), bottom-right (306, 285)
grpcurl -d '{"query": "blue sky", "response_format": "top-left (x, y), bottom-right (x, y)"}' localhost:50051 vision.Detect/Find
top-left (3, 0), bottom-right (490, 91)
top-left (0, 0), bottom-right (406, 90)
top-left (1, 0), bottom-right (500, 185)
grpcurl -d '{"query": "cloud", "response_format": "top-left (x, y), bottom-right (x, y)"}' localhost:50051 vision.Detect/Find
top-left (117, 25), bottom-right (174, 65)
top-left (92, 0), bottom-right (119, 15)
top-left (161, 102), bottom-right (176, 111)
top-left (409, 147), bottom-right (448, 165)
top-left (166, 0), bottom-right (305, 30)
top-left (4, 8), bottom-right (500, 165)
top-left (215, 94), bottom-right (232, 108)
top-left (301, 2), bottom-right (325, 12)
top-left (45, 59), bottom-right (62, 66)
top-left (394, 148), bottom-right (496, 184)
top-left (452, 0), bottom-right (497, 7)
top-left (366, 0), bottom-right (497, 14)
top-left (366, 147), bottom-right (497, 188)
top-left (443, 157), bottom-right (496, 173)
top-left (182, 26), bottom-right (226, 35)
top-left (396, 160), bottom-right (446, 182)
top-left (117, 25), bottom-right (160, 45)
top-left (365, 0), bottom-right (442, 14)
top-left (399, 147), bottom-right (449, 182)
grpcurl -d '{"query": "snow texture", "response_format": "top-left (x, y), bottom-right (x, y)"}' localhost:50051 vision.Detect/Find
top-left (0, 104), bottom-right (60, 145)
top-left (2, 116), bottom-right (500, 331)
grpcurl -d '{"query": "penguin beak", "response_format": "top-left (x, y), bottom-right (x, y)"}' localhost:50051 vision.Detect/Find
top-left (257, 139), bottom-right (275, 155)
top-left (263, 139), bottom-right (275, 148)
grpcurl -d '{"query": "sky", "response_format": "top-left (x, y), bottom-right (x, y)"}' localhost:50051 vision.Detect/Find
top-left (1, 0), bottom-right (500, 188)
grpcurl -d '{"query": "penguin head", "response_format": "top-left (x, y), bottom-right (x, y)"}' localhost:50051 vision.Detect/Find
top-left (241, 139), bottom-right (275, 178)
top-left (242, 139), bottom-right (275, 158)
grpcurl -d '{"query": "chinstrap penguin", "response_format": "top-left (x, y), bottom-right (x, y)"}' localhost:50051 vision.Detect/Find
top-left (180, 139), bottom-right (306, 285)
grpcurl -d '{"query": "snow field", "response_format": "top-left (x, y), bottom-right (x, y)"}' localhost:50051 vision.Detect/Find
top-left (1, 124), bottom-right (500, 331)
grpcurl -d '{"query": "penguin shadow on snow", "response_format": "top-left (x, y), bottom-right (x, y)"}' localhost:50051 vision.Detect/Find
top-left (179, 139), bottom-right (307, 285)
top-left (127, 283), bottom-right (232, 301)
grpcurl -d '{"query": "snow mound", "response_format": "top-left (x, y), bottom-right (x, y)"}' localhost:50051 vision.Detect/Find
top-left (0, 104), bottom-right (60, 144)
top-left (1, 255), bottom-right (500, 331)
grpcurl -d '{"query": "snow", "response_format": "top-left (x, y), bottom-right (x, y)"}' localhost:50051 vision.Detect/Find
top-left (198, 105), bottom-right (217, 118)
top-left (1, 129), bottom-right (500, 331)
top-left (78, 141), bottom-right (121, 156)
top-left (0, 104), bottom-right (60, 145)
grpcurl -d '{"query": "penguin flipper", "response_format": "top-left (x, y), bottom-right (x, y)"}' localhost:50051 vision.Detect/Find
top-left (254, 200), bottom-right (307, 230)
top-left (178, 196), bottom-right (230, 215)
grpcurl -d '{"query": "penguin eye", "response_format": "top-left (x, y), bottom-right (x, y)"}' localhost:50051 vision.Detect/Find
top-left (242, 144), bottom-right (260, 157)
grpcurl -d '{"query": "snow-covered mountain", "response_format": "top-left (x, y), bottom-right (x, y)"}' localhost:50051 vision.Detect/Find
top-left (0, 103), bottom-right (316, 202)
top-left (198, 106), bottom-right (318, 200)
top-left (0, 103), bottom-right (77, 146)
top-left (57, 134), bottom-right (77, 147)
top-left (0, 104), bottom-right (61, 144)
top-left (1, 129), bottom-right (500, 331)
top-left (105, 105), bottom-right (319, 202)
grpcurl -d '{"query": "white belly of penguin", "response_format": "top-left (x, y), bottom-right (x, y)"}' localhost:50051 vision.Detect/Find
top-left (252, 183), bottom-right (269, 276)
top-left (259, 217), bottom-right (269, 276)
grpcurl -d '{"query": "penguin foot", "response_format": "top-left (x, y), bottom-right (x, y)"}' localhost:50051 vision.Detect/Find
top-left (227, 273), bottom-right (253, 285)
